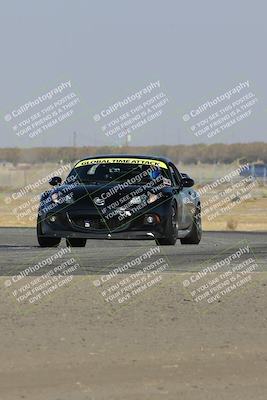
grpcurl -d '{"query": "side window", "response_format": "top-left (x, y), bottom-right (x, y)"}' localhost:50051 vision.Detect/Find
top-left (169, 163), bottom-right (181, 187)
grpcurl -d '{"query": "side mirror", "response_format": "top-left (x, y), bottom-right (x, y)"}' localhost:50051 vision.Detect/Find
top-left (49, 176), bottom-right (62, 186)
top-left (181, 173), bottom-right (194, 188)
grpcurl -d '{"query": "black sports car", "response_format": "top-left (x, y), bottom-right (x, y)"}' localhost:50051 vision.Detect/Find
top-left (37, 155), bottom-right (202, 247)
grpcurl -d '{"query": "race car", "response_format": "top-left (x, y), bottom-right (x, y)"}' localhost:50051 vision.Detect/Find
top-left (37, 155), bottom-right (202, 247)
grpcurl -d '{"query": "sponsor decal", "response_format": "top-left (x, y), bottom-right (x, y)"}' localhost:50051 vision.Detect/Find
top-left (75, 158), bottom-right (168, 169)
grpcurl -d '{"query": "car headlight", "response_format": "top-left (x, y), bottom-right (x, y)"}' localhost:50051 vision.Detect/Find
top-left (147, 192), bottom-right (161, 204)
top-left (64, 194), bottom-right (74, 204)
top-left (129, 196), bottom-right (143, 205)
top-left (51, 192), bottom-right (61, 204)
top-left (51, 192), bottom-right (74, 204)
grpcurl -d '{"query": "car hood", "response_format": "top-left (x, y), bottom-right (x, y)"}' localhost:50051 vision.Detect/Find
top-left (47, 182), bottom-right (172, 208)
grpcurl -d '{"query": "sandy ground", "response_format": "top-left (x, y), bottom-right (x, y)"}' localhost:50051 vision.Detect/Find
top-left (0, 229), bottom-right (267, 400)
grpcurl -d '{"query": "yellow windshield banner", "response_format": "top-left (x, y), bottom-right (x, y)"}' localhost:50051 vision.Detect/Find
top-left (74, 158), bottom-right (168, 169)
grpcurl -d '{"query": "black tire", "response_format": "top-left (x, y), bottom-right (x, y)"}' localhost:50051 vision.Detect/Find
top-left (66, 238), bottom-right (87, 247)
top-left (180, 206), bottom-right (202, 245)
top-left (157, 203), bottom-right (178, 246)
top-left (37, 216), bottom-right (61, 247)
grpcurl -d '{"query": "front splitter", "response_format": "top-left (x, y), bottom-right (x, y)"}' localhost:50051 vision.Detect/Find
top-left (41, 228), bottom-right (157, 240)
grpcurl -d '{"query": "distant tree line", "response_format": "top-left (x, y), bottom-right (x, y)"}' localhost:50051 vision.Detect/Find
top-left (0, 143), bottom-right (267, 165)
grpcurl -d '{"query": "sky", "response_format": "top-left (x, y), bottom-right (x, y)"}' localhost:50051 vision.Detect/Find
top-left (0, 0), bottom-right (266, 148)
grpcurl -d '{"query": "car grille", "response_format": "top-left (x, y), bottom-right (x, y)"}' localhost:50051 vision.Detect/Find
top-left (69, 214), bottom-right (130, 231)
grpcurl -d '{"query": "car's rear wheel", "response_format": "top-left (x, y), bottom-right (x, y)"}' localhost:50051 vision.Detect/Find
top-left (37, 216), bottom-right (61, 247)
top-left (180, 206), bottom-right (202, 245)
top-left (157, 203), bottom-right (178, 246)
top-left (66, 238), bottom-right (87, 247)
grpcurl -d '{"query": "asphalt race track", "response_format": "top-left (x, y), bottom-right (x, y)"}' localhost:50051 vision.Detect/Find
top-left (0, 228), bottom-right (267, 400)
top-left (0, 228), bottom-right (267, 273)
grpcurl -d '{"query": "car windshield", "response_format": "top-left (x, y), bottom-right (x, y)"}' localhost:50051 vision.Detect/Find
top-left (66, 159), bottom-right (171, 185)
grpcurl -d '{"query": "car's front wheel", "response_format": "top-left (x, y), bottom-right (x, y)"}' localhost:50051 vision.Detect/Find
top-left (37, 216), bottom-right (61, 247)
top-left (157, 203), bottom-right (178, 246)
top-left (66, 238), bottom-right (87, 247)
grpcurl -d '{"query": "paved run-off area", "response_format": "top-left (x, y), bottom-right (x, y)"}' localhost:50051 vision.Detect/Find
top-left (0, 228), bottom-right (267, 400)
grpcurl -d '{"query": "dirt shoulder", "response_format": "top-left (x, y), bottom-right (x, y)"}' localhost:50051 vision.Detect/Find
top-left (0, 273), bottom-right (267, 400)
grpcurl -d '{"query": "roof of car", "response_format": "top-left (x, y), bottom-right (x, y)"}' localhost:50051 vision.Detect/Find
top-left (78, 154), bottom-right (173, 164)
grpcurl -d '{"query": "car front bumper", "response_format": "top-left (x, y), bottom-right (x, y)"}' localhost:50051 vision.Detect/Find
top-left (38, 199), bottom-right (172, 240)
